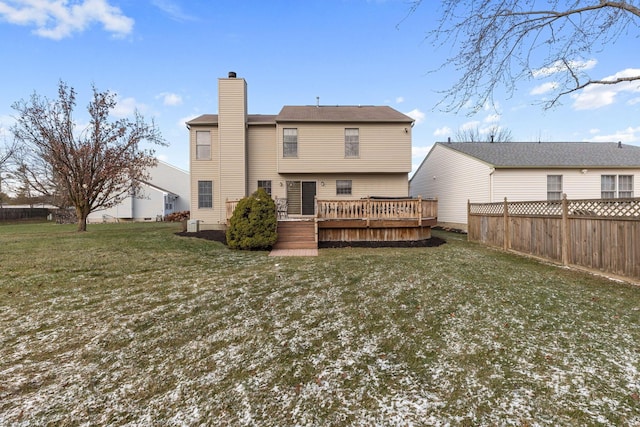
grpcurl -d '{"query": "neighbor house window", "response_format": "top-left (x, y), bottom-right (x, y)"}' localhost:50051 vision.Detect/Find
top-left (345, 128), bottom-right (359, 158)
top-left (336, 180), bottom-right (352, 195)
top-left (618, 175), bottom-right (634, 198)
top-left (257, 180), bottom-right (272, 196)
top-left (196, 131), bottom-right (211, 160)
top-left (602, 174), bottom-right (634, 198)
top-left (547, 175), bottom-right (562, 200)
top-left (283, 128), bottom-right (298, 157)
top-left (198, 180), bottom-right (213, 208)
top-left (601, 175), bottom-right (616, 198)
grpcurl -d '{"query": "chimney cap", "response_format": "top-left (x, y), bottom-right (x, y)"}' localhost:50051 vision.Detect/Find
top-left (228, 71), bottom-right (237, 78)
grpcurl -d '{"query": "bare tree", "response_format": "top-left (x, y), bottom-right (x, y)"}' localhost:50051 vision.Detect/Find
top-left (11, 81), bottom-right (165, 231)
top-left (0, 135), bottom-right (18, 207)
top-left (412, 1), bottom-right (640, 112)
top-left (455, 125), bottom-right (513, 142)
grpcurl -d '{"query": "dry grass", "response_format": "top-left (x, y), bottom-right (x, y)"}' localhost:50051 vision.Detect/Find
top-left (1, 222), bottom-right (640, 425)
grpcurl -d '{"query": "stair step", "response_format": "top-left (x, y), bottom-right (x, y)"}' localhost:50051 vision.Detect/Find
top-left (273, 220), bottom-right (317, 249)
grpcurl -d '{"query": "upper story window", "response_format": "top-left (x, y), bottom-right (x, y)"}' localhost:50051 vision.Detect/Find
top-left (547, 175), bottom-right (562, 200)
top-left (198, 180), bottom-right (213, 208)
top-left (196, 131), bottom-right (211, 160)
top-left (257, 180), bottom-right (272, 196)
top-left (336, 180), bottom-right (352, 195)
top-left (345, 128), bottom-right (359, 158)
top-left (283, 128), bottom-right (298, 158)
top-left (602, 174), bottom-right (634, 198)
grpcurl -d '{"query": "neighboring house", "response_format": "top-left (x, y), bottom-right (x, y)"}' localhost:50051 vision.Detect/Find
top-left (409, 141), bottom-right (640, 230)
top-left (87, 160), bottom-right (190, 223)
top-left (187, 72), bottom-right (414, 230)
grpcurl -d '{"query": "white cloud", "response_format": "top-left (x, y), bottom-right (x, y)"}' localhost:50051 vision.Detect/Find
top-left (461, 120), bottom-right (480, 131)
top-left (532, 59), bottom-right (597, 78)
top-left (151, 0), bottom-right (196, 22)
top-left (584, 126), bottom-right (640, 144)
top-left (395, 96), bottom-right (404, 104)
top-left (483, 114), bottom-right (500, 124)
top-left (112, 96), bottom-right (147, 118)
top-left (412, 144), bottom-right (432, 159)
top-left (404, 108), bottom-right (425, 124)
top-left (0, 0), bottom-right (134, 40)
top-left (572, 68), bottom-right (640, 110)
top-left (433, 126), bottom-right (452, 137)
top-left (530, 81), bottom-right (559, 95)
top-left (157, 92), bottom-right (183, 106)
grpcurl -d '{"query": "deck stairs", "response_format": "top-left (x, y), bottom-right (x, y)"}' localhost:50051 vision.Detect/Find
top-left (273, 220), bottom-right (317, 250)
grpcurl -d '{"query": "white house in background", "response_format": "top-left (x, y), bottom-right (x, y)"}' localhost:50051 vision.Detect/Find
top-left (87, 160), bottom-right (190, 223)
top-left (409, 142), bottom-right (640, 231)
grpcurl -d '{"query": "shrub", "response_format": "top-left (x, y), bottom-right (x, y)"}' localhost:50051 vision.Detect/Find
top-left (226, 188), bottom-right (277, 250)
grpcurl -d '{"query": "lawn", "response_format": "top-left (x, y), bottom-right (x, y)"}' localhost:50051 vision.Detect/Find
top-left (1, 222), bottom-right (639, 426)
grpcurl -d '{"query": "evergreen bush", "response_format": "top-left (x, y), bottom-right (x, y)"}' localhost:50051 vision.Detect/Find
top-left (226, 188), bottom-right (278, 250)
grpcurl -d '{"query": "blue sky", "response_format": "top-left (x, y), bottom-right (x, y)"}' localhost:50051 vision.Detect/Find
top-left (0, 0), bottom-right (638, 175)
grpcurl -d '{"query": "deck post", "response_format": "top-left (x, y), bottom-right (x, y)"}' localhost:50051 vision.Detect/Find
top-left (418, 196), bottom-right (422, 226)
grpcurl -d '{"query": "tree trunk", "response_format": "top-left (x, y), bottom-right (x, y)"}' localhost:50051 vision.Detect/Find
top-left (76, 206), bottom-right (88, 232)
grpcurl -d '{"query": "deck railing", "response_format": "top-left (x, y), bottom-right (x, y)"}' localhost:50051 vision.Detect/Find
top-left (317, 197), bottom-right (437, 221)
top-left (226, 197), bottom-right (437, 222)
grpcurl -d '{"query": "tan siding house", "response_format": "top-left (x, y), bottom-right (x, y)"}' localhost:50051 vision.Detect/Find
top-left (188, 73), bottom-right (414, 229)
top-left (410, 142), bottom-right (640, 231)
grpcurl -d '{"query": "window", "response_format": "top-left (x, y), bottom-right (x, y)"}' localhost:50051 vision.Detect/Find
top-left (283, 128), bottom-right (297, 157)
top-left (601, 175), bottom-right (616, 198)
top-left (345, 128), bottom-right (359, 157)
top-left (198, 181), bottom-right (213, 208)
top-left (336, 180), bottom-right (352, 195)
top-left (602, 174), bottom-right (634, 198)
top-left (257, 180), bottom-right (272, 196)
top-left (196, 131), bottom-right (211, 160)
top-left (619, 175), bottom-right (634, 198)
top-left (547, 175), bottom-right (562, 200)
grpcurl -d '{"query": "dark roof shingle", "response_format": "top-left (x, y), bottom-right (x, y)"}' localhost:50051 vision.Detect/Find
top-left (186, 114), bottom-right (277, 126)
top-left (442, 142), bottom-right (640, 168)
top-left (276, 105), bottom-right (413, 123)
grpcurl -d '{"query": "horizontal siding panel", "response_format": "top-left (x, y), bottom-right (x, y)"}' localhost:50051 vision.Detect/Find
top-left (410, 144), bottom-right (491, 226)
top-left (277, 123), bottom-right (411, 173)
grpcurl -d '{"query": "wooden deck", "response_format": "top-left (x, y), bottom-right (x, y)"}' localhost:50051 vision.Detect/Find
top-left (316, 197), bottom-right (436, 242)
top-left (227, 197), bottom-right (438, 245)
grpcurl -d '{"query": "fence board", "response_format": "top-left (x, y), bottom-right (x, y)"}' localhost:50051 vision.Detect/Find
top-left (469, 197), bottom-right (640, 282)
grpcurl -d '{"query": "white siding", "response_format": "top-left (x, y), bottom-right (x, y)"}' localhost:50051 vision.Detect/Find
top-left (493, 168), bottom-right (640, 201)
top-left (87, 160), bottom-right (189, 223)
top-left (410, 143), bottom-right (640, 228)
top-left (409, 144), bottom-right (492, 226)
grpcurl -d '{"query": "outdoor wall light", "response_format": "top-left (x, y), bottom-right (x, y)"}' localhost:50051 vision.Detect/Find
top-left (321, 181), bottom-right (325, 187)
top-left (581, 169), bottom-right (588, 174)
top-left (279, 181), bottom-right (283, 187)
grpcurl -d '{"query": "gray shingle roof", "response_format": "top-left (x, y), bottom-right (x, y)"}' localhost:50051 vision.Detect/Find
top-left (187, 106), bottom-right (413, 126)
top-left (186, 114), bottom-right (277, 126)
top-left (277, 106), bottom-right (414, 123)
top-left (442, 142), bottom-right (640, 168)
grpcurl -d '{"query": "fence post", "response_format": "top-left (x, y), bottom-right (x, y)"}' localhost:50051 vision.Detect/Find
top-left (503, 197), bottom-right (509, 250)
top-left (561, 193), bottom-right (568, 266)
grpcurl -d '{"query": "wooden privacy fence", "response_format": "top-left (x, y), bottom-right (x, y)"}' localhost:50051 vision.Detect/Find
top-left (468, 196), bottom-right (640, 282)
